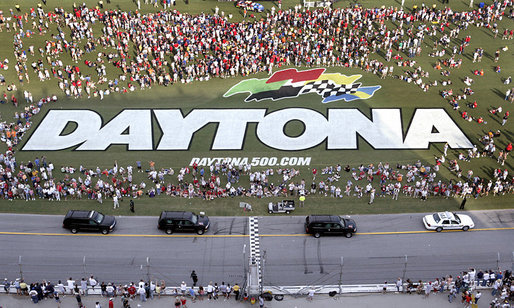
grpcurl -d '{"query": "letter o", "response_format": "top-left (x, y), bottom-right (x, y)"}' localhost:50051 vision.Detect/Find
top-left (256, 109), bottom-right (327, 150)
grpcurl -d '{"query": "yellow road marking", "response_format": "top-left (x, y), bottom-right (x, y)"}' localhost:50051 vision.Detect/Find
top-left (260, 227), bottom-right (514, 236)
top-left (0, 227), bottom-right (512, 238)
top-left (0, 231), bottom-right (247, 238)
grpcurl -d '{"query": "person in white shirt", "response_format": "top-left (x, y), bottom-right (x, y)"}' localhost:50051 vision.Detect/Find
top-left (206, 282), bottom-right (214, 300)
top-left (56, 280), bottom-right (65, 294)
top-left (396, 278), bottom-right (403, 292)
top-left (483, 271), bottom-right (490, 286)
top-left (307, 289), bottom-right (315, 301)
top-left (67, 277), bottom-right (75, 294)
top-left (149, 281), bottom-right (155, 299)
top-left (138, 285), bottom-right (147, 302)
top-left (180, 281), bottom-right (187, 295)
top-left (106, 283), bottom-right (115, 297)
top-left (80, 278), bottom-right (88, 295)
top-left (475, 290), bottom-right (481, 305)
top-left (113, 195), bottom-right (119, 209)
top-left (89, 276), bottom-right (97, 290)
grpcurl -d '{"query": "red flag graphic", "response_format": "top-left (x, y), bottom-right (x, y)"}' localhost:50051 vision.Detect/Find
top-left (266, 68), bottom-right (325, 84)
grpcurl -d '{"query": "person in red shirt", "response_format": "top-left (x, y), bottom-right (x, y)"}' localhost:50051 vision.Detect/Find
top-left (128, 284), bottom-right (136, 299)
top-left (505, 143), bottom-right (512, 153)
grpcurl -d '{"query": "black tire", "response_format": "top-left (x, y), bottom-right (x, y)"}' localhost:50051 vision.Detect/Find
top-left (268, 210), bottom-right (272, 214)
top-left (70, 228), bottom-right (78, 234)
top-left (166, 229), bottom-right (173, 235)
top-left (313, 232), bottom-right (321, 238)
top-left (435, 227), bottom-right (443, 232)
top-left (462, 226), bottom-right (469, 231)
top-left (261, 292), bottom-right (273, 301)
top-left (197, 229), bottom-right (205, 235)
top-left (274, 294), bottom-right (284, 301)
top-left (101, 229), bottom-right (109, 235)
top-left (345, 232), bottom-right (353, 238)
top-left (285, 211), bottom-right (290, 214)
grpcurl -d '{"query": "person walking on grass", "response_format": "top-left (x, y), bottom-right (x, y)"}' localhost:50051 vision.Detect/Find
top-left (369, 188), bottom-right (375, 204)
top-left (113, 195), bottom-right (119, 209)
top-left (299, 194), bottom-right (305, 207)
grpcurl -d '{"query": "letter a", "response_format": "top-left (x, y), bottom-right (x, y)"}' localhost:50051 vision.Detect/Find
top-left (403, 109), bottom-right (472, 149)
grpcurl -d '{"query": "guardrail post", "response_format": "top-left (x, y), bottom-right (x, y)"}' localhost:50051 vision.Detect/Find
top-left (339, 257), bottom-right (344, 294)
top-left (243, 244), bottom-right (247, 273)
top-left (83, 256), bottom-right (87, 278)
top-left (146, 257), bottom-right (150, 281)
top-left (18, 256), bottom-right (23, 280)
top-left (261, 250), bottom-right (266, 294)
top-left (402, 255), bottom-right (408, 281)
top-left (242, 244), bottom-right (248, 297)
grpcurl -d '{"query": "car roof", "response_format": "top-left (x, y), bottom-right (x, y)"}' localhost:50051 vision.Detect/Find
top-left (437, 211), bottom-right (456, 220)
top-left (67, 210), bottom-right (94, 219)
top-left (161, 211), bottom-right (194, 219)
top-left (307, 215), bottom-right (340, 222)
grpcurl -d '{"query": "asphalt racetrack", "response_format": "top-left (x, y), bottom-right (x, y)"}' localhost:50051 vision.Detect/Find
top-left (0, 210), bottom-right (513, 286)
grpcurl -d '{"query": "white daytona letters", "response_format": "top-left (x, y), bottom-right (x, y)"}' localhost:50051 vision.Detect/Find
top-left (22, 108), bottom-right (473, 151)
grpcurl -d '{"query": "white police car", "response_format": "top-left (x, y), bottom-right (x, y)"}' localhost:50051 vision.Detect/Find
top-left (423, 211), bottom-right (475, 232)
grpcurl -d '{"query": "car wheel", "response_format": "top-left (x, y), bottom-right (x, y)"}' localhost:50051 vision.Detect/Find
top-left (313, 232), bottom-right (321, 238)
top-left (435, 227), bottom-right (443, 232)
top-left (286, 211), bottom-right (290, 214)
top-left (196, 229), bottom-right (205, 235)
top-left (166, 229), bottom-right (173, 235)
top-left (345, 232), bottom-right (353, 238)
top-left (268, 210), bottom-right (272, 214)
top-left (101, 229), bottom-right (109, 235)
top-left (462, 226), bottom-right (469, 231)
top-left (70, 228), bottom-right (78, 234)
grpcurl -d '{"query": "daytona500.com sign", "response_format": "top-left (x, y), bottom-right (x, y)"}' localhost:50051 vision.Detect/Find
top-left (22, 108), bottom-right (472, 151)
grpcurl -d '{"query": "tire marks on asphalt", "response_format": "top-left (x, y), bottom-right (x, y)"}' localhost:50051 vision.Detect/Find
top-left (303, 237), bottom-right (312, 274)
top-left (317, 239), bottom-right (324, 274)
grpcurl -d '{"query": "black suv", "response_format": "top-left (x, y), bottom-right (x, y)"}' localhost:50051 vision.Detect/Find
top-left (63, 210), bottom-right (116, 234)
top-left (305, 215), bottom-right (357, 238)
top-left (158, 211), bottom-right (210, 235)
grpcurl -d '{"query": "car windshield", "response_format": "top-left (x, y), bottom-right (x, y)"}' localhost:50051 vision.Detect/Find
top-left (454, 214), bottom-right (461, 223)
top-left (432, 214), bottom-right (441, 223)
top-left (191, 214), bottom-right (198, 224)
top-left (93, 212), bottom-right (104, 224)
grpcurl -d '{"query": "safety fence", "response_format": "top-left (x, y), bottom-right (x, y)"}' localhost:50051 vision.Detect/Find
top-left (0, 282), bottom-right (494, 296)
top-left (0, 251), bottom-right (511, 291)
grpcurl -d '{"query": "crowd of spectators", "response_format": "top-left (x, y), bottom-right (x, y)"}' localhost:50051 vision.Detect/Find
top-left (0, 1), bottom-right (512, 204)
top-left (2, 268), bottom-right (512, 306)
top-left (2, 1), bottom-right (513, 99)
top-left (3, 275), bottom-right (243, 307)
top-left (398, 268), bottom-right (513, 307)
top-left (0, 152), bottom-right (511, 203)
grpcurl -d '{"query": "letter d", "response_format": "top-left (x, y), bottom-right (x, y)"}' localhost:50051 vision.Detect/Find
top-left (22, 110), bottom-right (102, 150)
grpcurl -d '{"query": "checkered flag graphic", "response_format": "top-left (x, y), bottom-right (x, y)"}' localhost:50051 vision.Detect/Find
top-left (300, 80), bottom-right (361, 98)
